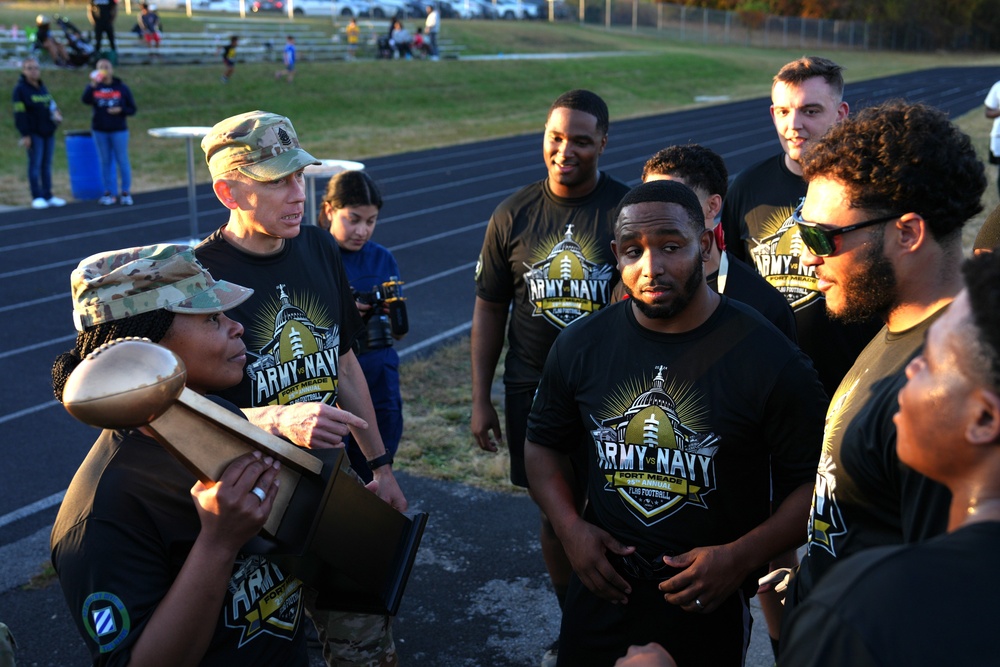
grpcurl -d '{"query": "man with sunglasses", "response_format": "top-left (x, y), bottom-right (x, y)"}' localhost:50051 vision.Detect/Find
top-left (720, 56), bottom-right (879, 399)
top-left (780, 251), bottom-right (1000, 667)
top-left (783, 101), bottom-right (987, 619)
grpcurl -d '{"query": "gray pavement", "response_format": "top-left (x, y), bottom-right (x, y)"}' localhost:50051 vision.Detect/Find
top-left (0, 471), bottom-right (774, 666)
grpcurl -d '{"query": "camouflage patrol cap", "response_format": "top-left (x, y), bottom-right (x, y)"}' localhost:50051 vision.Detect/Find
top-left (201, 110), bottom-right (320, 182)
top-left (71, 244), bottom-right (253, 332)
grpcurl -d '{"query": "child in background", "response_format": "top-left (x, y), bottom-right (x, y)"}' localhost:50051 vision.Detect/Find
top-left (274, 35), bottom-right (295, 82)
top-left (138, 3), bottom-right (161, 56)
top-left (346, 17), bottom-right (359, 59)
top-left (413, 27), bottom-right (430, 58)
top-left (318, 170), bottom-right (406, 483)
top-left (220, 35), bottom-right (238, 82)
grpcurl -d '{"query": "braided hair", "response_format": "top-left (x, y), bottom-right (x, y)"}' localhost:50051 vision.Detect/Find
top-left (51, 310), bottom-right (175, 402)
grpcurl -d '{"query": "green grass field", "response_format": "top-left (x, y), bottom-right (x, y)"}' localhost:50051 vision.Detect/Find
top-left (7, 4), bottom-right (1000, 486)
top-left (3, 3), bottom-right (998, 205)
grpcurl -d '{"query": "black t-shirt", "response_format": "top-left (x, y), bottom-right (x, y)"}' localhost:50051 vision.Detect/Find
top-left (475, 173), bottom-right (630, 389)
top-left (793, 312), bottom-right (952, 603)
top-left (707, 250), bottom-right (797, 342)
top-left (196, 225), bottom-right (364, 409)
top-left (51, 421), bottom-right (308, 666)
top-left (526, 297), bottom-right (825, 588)
top-left (780, 522), bottom-right (1000, 667)
top-left (720, 153), bottom-right (881, 397)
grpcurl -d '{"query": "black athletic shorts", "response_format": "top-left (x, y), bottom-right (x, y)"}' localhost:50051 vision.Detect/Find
top-left (506, 385), bottom-right (586, 493)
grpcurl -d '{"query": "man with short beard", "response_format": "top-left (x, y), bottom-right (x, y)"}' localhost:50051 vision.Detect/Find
top-left (782, 100), bottom-right (988, 619)
top-left (524, 180), bottom-right (825, 666)
top-left (472, 88), bottom-right (630, 667)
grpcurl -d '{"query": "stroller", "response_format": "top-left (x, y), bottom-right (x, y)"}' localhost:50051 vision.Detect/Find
top-left (54, 15), bottom-right (97, 67)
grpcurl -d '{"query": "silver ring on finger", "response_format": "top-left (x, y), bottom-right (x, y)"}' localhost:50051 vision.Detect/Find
top-left (694, 598), bottom-right (704, 610)
top-left (251, 487), bottom-right (266, 503)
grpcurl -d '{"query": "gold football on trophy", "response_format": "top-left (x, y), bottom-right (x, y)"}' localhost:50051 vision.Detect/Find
top-left (63, 338), bottom-right (187, 429)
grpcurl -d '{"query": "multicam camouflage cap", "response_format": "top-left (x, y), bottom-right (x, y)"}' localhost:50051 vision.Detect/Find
top-left (201, 110), bottom-right (320, 181)
top-left (71, 244), bottom-right (253, 332)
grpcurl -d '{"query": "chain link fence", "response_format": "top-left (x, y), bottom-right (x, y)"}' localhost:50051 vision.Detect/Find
top-left (559, 0), bottom-right (997, 52)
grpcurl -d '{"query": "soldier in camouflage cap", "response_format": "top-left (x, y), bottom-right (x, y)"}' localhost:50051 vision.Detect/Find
top-left (197, 111), bottom-right (408, 665)
top-left (201, 110), bottom-right (320, 182)
top-left (71, 243), bottom-right (253, 332)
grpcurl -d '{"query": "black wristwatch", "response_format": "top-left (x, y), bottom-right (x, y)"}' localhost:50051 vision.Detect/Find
top-left (367, 452), bottom-right (394, 471)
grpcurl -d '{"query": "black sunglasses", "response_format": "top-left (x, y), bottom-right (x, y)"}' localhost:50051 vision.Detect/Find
top-left (792, 201), bottom-right (900, 257)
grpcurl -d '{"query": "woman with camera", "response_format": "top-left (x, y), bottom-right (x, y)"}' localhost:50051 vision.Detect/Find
top-left (319, 170), bottom-right (407, 483)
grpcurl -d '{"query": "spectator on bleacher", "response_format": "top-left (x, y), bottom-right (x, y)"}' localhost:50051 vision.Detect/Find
top-left (220, 35), bottom-right (238, 83)
top-left (88, 0), bottom-right (118, 54)
top-left (424, 3), bottom-right (439, 59)
top-left (413, 27), bottom-right (431, 58)
top-left (32, 15), bottom-right (69, 67)
top-left (390, 19), bottom-right (412, 59)
top-left (12, 56), bottom-right (66, 209)
top-left (274, 35), bottom-right (296, 82)
top-left (137, 3), bottom-right (162, 55)
top-left (346, 17), bottom-right (360, 59)
top-left (83, 58), bottom-right (137, 206)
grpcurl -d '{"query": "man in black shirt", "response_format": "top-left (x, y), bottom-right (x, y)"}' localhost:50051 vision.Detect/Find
top-left (525, 180), bottom-right (825, 666)
top-left (780, 252), bottom-right (1000, 667)
top-left (195, 110), bottom-right (406, 667)
top-left (783, 101), bottom-right (987, 626)
top-left (642, 143), bottom-right (800, 657)
top-left (721, 56), bottom-right (877, 400)
top-left (641, 144), bottom-right (796, 341)
top-left (472, 89), bottom-right (630, 666)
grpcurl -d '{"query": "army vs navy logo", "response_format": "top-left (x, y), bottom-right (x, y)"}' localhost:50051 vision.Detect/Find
top-left (245, 284), bottom-right (341, 407)
top-left (591, 366), bottom-right (719, 525)
top-left (807, 376), bottom-right (857, 557)
top-left (524, 224), bottom-right (613, 329)
top-left (82, 592), bottom-right (130, 653)
top-left (748, 205), bottom-right (819, 310)
top-left (227, 555), bottom-right (303, 647)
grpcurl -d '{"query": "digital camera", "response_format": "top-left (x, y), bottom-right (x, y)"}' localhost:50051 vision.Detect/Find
top-left (353, 276), bottom-right (408, 352)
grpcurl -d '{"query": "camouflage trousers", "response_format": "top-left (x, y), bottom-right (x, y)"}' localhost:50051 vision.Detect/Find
top-left (304, 590), bottom-right (397, 667)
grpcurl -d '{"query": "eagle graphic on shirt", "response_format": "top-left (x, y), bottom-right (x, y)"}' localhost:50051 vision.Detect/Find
top-left (591, 366), bottom-right (719, 526)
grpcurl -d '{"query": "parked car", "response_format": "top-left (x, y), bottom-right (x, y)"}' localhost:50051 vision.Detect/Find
top-left (367, 0), bottom-right (410, 17)
top-left (455, 0), bottom-right (496, 19)
top-left (194, 0), bottom-right (249, 12)
top-left (249, 0), bottom-right (365, 15)
top-left (329, 0), bottom-right (370, 16)
top-left (436, 0), bottom-right (459, 18)
top-left (494, 0), bottom-right (531, 19)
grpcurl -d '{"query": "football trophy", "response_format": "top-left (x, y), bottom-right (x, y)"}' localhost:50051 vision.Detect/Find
top-left (62, 337), bottom-right (426, 615)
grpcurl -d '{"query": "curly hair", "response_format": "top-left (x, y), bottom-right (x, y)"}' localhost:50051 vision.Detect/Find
top-left (51, 310), bottom-right (175, 403)
top-left (962, 252), bottom-right (1000, 391)
top-left (773, 56), bottom-right (845, 98)
top-left (317, 170), bottom-right (383, 230)
top-left (641, 144), bottom-right (728, 199)
top-left (801, 100), bottom-right (986, 245)
top-left (548, 89), bottom-right (609, 136)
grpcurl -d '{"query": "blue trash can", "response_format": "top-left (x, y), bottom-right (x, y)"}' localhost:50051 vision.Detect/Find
top-left (65, 131), bottom-right (103, 201)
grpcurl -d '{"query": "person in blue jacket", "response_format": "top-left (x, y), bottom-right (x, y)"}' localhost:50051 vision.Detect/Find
top-left (82, 58), bottom-right (136, 206)
top-left (12, 57), bottom-right (66, 209)
top-left (318, 170), bottom-right (407, 483)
